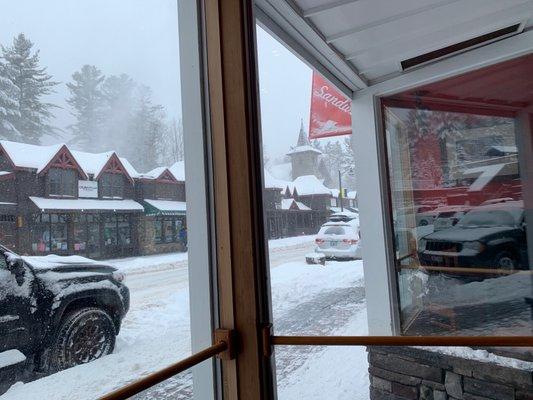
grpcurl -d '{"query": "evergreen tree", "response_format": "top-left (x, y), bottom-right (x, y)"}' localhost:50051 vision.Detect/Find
top-left (101, 74), bottom-right (136, 153)
top-left (129, 85), bottom-right (167, 171)
top-left (2, 34), bottom-right (58, 143)
top-left (67, 65), bottom-right (105, 150)
top-left (0, 56), bottom-right (19, 140)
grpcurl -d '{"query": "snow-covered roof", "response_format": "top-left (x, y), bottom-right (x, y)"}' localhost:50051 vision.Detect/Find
top-left (292, 175), bottom-right (332, 196)
top-left (264, 169), bottom-right (288, 190)
top-left (71, 150), bottom-right (115, 177)
top-left (119, 157), bottom-right (141, 179)
top-left (280, 198), bottom-right (311, 211)
top-left (29, 196), bottom-right (144, 212)
top-left (287, 145), bottom-right (322, 156)
top-left (169, 161), bottom-right (185, 182)
top-left (144, 199), bottom-right (186, 212)
top-left (0, 140), bottom-right (64, 173)
top-left (269, 162), bottom-right (292, 182)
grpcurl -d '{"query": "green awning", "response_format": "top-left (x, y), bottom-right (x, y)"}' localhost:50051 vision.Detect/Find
top-left (143, 199), bottom-right (187, 216)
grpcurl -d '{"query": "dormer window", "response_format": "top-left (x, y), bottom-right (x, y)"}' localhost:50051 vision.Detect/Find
top-left (48, 168), bottom-right (77, 197)
top-left (101, 173), bottom-right (124, 199)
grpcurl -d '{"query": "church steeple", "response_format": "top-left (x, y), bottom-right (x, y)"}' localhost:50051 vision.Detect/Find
top-left (296, 118), bottom-right (309, 147)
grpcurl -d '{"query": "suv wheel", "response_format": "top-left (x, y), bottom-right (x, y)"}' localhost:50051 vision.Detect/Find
top-left (50, 307), bottom-right (116, 371)
top-left (495, 252), bottom-right (517, 270)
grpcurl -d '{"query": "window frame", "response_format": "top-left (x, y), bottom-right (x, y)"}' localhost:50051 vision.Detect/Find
top-left (47, 167), bottom-right (77, 197)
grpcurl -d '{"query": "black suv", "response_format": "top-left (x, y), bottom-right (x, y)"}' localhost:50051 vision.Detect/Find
top-left (418, 201), bottom-right (528, 271)
top-left (0, 245), bottom-right (129, 393)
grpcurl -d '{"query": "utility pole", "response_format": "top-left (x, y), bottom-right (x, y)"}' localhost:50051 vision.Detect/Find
top-left (338, 169), bottom-right (343, 212)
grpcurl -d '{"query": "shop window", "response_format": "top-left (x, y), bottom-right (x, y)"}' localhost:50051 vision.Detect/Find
top-left (48, 168), bottom-right (77, 197)
top-left (117, 215), bottom-right (131, 245)
top-left (153, 217), bottom-right (184, 244)
top-left (101, 173), bottom-right (124, 199)
top-left (31, 214), bottom-right (51, 253)
top-left (104, 215), bottom-right (118, 246)
top-left (383, 54), bottom-right (533, 337)
top-left (73, 215), bottom-right (87, 252)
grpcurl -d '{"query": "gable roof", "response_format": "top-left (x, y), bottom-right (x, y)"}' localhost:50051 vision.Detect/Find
top-left (292, 175), bottom-right (332, 196)
top-left (71, 150), bottom-right (115, 177)
top-left (0, 140), bottom-right (64, 173)
top-left (169, 161), bottom-right (185, 182)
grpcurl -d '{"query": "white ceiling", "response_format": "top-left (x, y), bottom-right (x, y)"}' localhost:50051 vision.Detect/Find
top-left (255, 0), bottom-right (533, 93)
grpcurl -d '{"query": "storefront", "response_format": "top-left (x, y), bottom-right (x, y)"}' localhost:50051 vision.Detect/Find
top-left (138, 198), bottom-right (187, 255)
top-left (24, 197), bottom-right (144, 259)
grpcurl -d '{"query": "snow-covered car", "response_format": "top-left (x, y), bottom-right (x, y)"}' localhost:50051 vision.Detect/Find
top-left (0, 245), bottom-right (129, 394)
top-left (314, 221), bottom-right (362, 260)
top-left (432, 205), bottom-right (472, 231)
top-left (329, 210), bottom-right (359, 223)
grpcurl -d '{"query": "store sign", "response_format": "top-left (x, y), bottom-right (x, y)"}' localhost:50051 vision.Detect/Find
top-left (309, 71), bottom-right (352, 139)
top-left (78, 180), bottom-right (98, 198)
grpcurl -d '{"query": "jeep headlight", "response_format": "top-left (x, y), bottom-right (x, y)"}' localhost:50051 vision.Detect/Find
top-left (462, 241), bottom-right (484, 252)
top-left (418, 238), bottom-right (427, 251)
top-left (112, 271), bottom-right (126, 283)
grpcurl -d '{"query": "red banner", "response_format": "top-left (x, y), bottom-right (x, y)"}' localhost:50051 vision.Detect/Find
top-left (309, 71), bottom-right (352, 139)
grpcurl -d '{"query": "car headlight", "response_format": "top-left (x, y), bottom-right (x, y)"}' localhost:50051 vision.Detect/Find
top-left (418, 238), bottom-right (427, 251)
top-left (112, 271), bottom-right (126, 283)
top-left (462, 241), bottom-right (484, 252)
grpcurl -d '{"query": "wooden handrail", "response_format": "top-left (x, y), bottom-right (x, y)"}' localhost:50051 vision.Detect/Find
top-left (398, 264), bottom-right (533, 276)
top-left (99, 341), bottom-right (228, 400)
top-left (271, 335), bottom-right (533, 347)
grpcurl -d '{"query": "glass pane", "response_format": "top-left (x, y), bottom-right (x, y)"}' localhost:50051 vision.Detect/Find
top-left (256, 25), bottom-right (367, 399)
top-left (0, 1), bottom-right (211, 399)
top-left (383, 54), bottom-right (533, 339)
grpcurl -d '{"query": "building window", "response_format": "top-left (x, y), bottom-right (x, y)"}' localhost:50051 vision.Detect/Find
top-left (156, 183), bottom-right (177, 200)
top-left (330, 197), bottom-right (337, 207)
top-left (101, 173), bottom-right (124, 198)
top-left (73, 215), bottom-right (87, 252)
top-left (48, 168), bottom-right (77, 197)
top-left (153, 217), bottom-right (186, 244)
top-left (31, 213), bottom-right (68, 252)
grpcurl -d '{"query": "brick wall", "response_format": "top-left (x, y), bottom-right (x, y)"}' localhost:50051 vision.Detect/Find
top-left (368, 346), bottom-right (533, 400)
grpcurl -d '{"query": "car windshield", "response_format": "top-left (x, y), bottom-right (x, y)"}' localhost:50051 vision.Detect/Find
top-left (457, 209), bottom-right (521, 228)
top-left (322, 226), bottom-right (346, 235)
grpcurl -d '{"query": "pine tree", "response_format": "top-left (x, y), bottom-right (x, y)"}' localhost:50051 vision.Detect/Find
top-left (101, 74), bottom-right (136, 153)
top-left (0, 56), bottom-right (19, 140)
top-left (67, 65), bottom-right (105, 150)
top-left (129, 85), bottom-right (167, 171)
top-left (2, 34), bottom-right (58, 143)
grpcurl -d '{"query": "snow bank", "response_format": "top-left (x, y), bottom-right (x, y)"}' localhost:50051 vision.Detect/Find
top-left (0, 350), bottom-right (26, 370)
top-left (103, 252), bottom-right (188, 275)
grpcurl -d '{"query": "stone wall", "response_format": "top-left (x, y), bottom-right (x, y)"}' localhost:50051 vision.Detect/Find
top-left (368, 346), bottom-right (533, 400)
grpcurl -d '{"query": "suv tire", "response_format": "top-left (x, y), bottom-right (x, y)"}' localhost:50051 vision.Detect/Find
top-left (50, 307), bottom-right (116, 371)
top-left (494, 251), bottom-right (517, 270)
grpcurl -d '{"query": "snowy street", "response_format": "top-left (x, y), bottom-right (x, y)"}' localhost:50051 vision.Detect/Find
top-left (1, 235), bottom-right (370, 400)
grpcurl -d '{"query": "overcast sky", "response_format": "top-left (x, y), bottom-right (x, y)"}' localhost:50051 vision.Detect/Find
top-left (0, 0), bottom-right (317, 159)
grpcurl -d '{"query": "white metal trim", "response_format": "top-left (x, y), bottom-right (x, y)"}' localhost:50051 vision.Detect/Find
top-left (302, 0), bottom-right (359, 18)
top-left (326, 0), bottom-right (461, 43)
top-left (357, 29), bottom-right (533, 97)
top-left (178, 1), bottom-right (216, 399)
top-left (255, 0), bottom-right (368, 92)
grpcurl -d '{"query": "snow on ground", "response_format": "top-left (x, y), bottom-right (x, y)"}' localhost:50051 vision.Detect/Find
top-left (6, 234), bottom-right (368, 400)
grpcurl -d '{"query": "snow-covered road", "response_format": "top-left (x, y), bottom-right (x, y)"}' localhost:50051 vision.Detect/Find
top-left (2, 235), bottom-right (369, 400)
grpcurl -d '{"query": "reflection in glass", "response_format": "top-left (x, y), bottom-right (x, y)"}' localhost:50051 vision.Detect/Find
top-left (383, 55), bottom-right (533, 339)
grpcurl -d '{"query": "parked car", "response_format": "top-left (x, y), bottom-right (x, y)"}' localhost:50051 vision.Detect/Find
top-left (0, 245), bottom-right (129, 394)
top-left (314, 220), bottom-right (362, 260)
top-left (432, 205), bottom-right (472, 231)
top-left (329, 210), bottom-right (359, 223)
top-left (418, 201), bottom-right (528, 271)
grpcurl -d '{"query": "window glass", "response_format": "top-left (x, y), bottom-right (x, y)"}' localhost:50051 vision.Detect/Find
top-left (48, 168), bottom-right (76, 197)
top-left (256, 25), bottom-right (367, 399)
top-left (383, 54), bottom-right (533, 338)
top-left (0, 1), bottom-right (212, 398)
